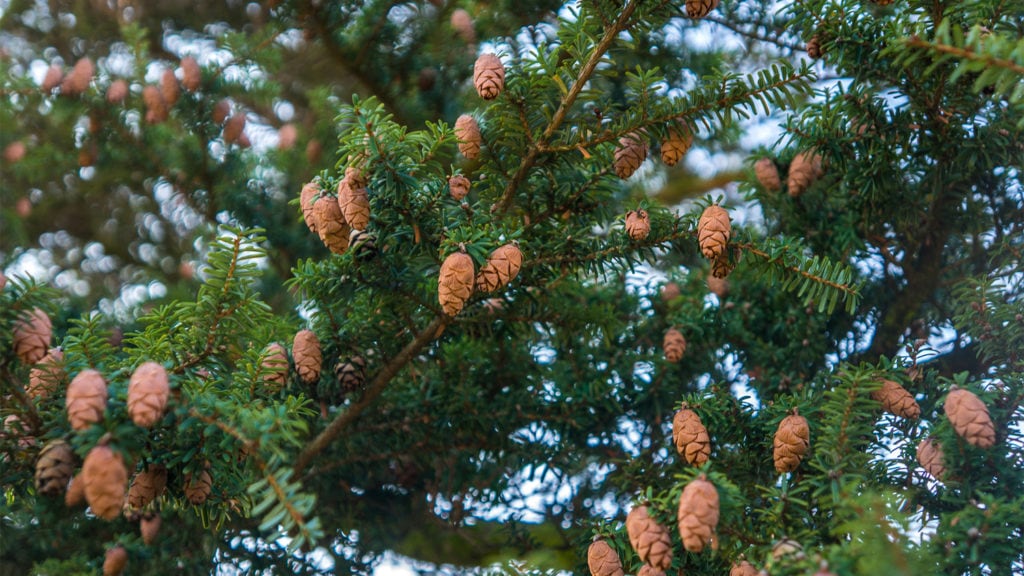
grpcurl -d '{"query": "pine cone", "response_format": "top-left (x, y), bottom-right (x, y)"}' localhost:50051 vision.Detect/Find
top-left (60, 57), bottom-right (94, 96)
top-left (82, 445), bottom-right (128, 520)
top-left (706, 275), bottom-right (729, 298)
top-left (103, 545), bottom-right (128, 576)
top-left (278, 123), bottom-right (298, 150)
top-left (313, 196), bottom-right (351, 254)
top-left (128, 362), bottom-right (170, 428)
top-left (661, 282), bottom-right (681, 302)
top-left (213, 99), bottom-right (231, 124)
top-left (293, 330), bottom-right (322, 385)
top-left (140, 512), bottom-right (162, 545)
top-left (160, 69), bottom-right (179, 108)
top-left (637, 566), bottom-right (665, 576)
top-left (730, 560), bottom-right (758, 576)
top-left (710, 253), bottom-right (735, 279)
top-left (67, 369), bottom-right (108, 431)
top-left (475, 243), bottom-right (523, 293)
top-left (663, 328), bottom-right (686, 363)
top-left (66, 473), bottom-right (86, 507)
top-left (35, 440), bottom-right (76, 497)
top-left (773, 409), bottom-right (810, 473)
top-left (450, 8), bottom-right (477, 44)
top-left (28, 347), bottom-right (65, 399)
top-left (697, 205), bottom-right (731, 260)
top-left (473, 53), bottom-right (505, 100)
top-left (449, 175), bottom-right (471, 201)
top-left (754, 157), bottom-right (781, 191)
top-left (870, 0), bottom-right (895, 5)
top-left (439, 250), bottom-right (475, 316)
top-left (0, 270), bottom-right (5, 289)
top-left (771, 538), bottom-right (803, 560)
top-left (626, 505), bottom-right (673, 570)
top-left (143, 86), bottom-right (168, 124)
top-left (300, 182), bottom-right (321, 233)
top-left (625, 209), bottom-right (651, 241)
top-left (686, 0), bottom-right (720, 18)
top-left (184, 469), bottom-right (212, 505)
top-left (917, 437), bottom-right (946, 480)
top-left (42, 64), bottom-right (63, 93)
top-left (181, 56), bottom-right (201, 91)
top-left (261, 343), bottom-right (289, 393)
top-left (586, 539), bottom-right (624, 576)
top-left (672, 404), bottom-right (711, 466)
top-left (807, 36), bottom-right (823, 59)
top-left (614, 133), bottom-right (648, 179)
top-left (871, 379), bottom-right (920, 419)
top-left (455, 114), bottom-right (482, 159)
top-left (306, 139), bottom-right (323, 163)
top-left (661, 122), bottom-right (693, 167)
top-left (336, 356), bottom-right (367, 394)
top-left (224, 113), bottom-right (246, 144)
top-left (787, 151), bottom-right (823, 197)
top-left (677, 474), bottom-right (719, 553)
top-left (13, 307), bottom-right (52, 365)
top-left (128, 464), bottom-right (168, 510)
top-left (106, 79), bottom-right (128, 104)
top-left (348, 229), bottom-right (378, 259)
top-left (338, 168), bottom-right (371, 230)
top-left (944, 386), bottom-right (996, 448)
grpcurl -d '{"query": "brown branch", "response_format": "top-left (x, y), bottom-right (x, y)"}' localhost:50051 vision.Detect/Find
top-left (736, 243), bottom-right (861, 298)
top-left (905, 36), bottom-right (1024, 75)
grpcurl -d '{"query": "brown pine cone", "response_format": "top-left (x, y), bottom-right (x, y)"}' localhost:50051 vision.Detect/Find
top-left (306, 139), bottom-right (323, 163)
top-left (42, 64), bottom-right (63, 93)
top-left (661, 122), bottom-right (693, 167)
top-left (293, 330), bottom-right (322, 385)
top-left (677, 474), bottom-right (719, 552)
top-left (439, 250), bottom-right (475, 316)
top-left (336, 356), bottom-right (367, 393)
top-left (60, 57), bottom-right (94, 96)
top-left (697, 205), bottom-right (731, 260)
top-left (449, 175), bottom-right (471, 201)
top-left (300, 182), bottom-right (321, 233)
top-left (13, 307), bottom-right (52, 365)
top-left (663, 328), bottom-right (686, 363)
top-left (614, 133), bottom-right (648, 179)
top-left (787, 151), bottom-right (823, 197)
top-left (278, 123), bottom-right (298, 150)
top-left (917, 437), bottom-right (946, 480)
top-left (181, 56), bottom-right (201, 91)
top-left (807, 36), bottom-right (823, 59)
top-left (82, 445), bottom-right (128, 520)
top-left (773, 409), bottom-right (810, 473)
top-left (35, 440), bottom-right (76, 497)
top-left (67, 369), bottom-right (108, 431)
top-left (128, 464), bottom-right (168, 510)
top-left (626, 505), bottom-right (673, 570)
top-left (143, 86), bottom-right (168, 124)
top-left (184, 469), bottom-right (212, 505)
top-left (637, 566), bottom-right (665, 576)
top-left (28, 348), bottom-right (65, 399)
top-left (754, 157), bottom-right (781, 191)
top-left (105, 78), bottom-right (129, 103)
top-left (661, 282), bottom-right (681, 302)
top-left (771, 538), bottom-right (803, 560)
top-left (212, 99), bottom-right (231, 124)
top-left (261, 343), bottom-right (289, 393)
top-left (224, 113), bottom-right (247, 144)
top-left (337, 169), bottom-right (371, 230)
top-left (160, 69), bottom-right (179, 108)
top-left (730, 560), bottom-right (759, 576)
top-left (686, 0), bottom-right (721, 18)
top-left (871, 378), bottom-right (920, 419)
top-left (625, 209), bottom-right (651, 241)
top-left (450, 8), bottom-right (477, 44)
top-left (586, 539), bottom-right (624, 576)
top-left (103, 545), bottom-right (128, 576)
top-left (473, 53), bottom-right (505, 100)
top-left (128, 362), bottom-right (170, 428)
top-left (475, 243), bottom-right (523, 293)
top-left (870, 0), bottom-right (895, 5)
top-left (348, 229), bottom-right (377, 259)
top-left (710, 253), bottom-right (735, 279)
top-left (455, 114), bottom-right (482, 159)
top-left (672, 404), bottom-right (711, 466)
top-left (706, 275), bottom-right (729, 298)
top-left (140, 512), bottom-right (162, 545)
top-left (313, 196), bottom-right (351, 254)
top-left (944, 386), bottom-right (996, 448)
top-left (65, 473), bottom-right (86, 507)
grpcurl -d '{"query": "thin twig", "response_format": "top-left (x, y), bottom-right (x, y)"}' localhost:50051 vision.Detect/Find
top-left (905, 36), bottom-right (1024, 75)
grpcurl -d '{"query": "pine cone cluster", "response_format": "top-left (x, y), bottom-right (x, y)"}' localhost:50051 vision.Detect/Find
top-left (917, 437), bottom-right (946, 480)
top-left (677, 474), bottom-right (719, 552)
top-left (672, 404), bottom-right (711, 466)
top-left (128, 362), bottom-right (170, 428)
top-left (35, 440), bottom-right (76, 497)
top-left (663, 328), bottom-right (686, 363)
top-left (625, 209), bottom-right (651, 241)
top-left (261, 343), bottom-right (289, 393)
top-left (871, 378), bottom-right (920, 419)
top-left (439, 250), bottom-right (476, 316)
top-left (787, 151), bottom-right (823, 197)
top-left (82, 445), bottom-right (128, 520)
top-left (67, 369), bottom-right (108, 431)
top-left (475, 243), bottom-right (523, 293)
top-left (586, 539), bottom-right (624, 576)
top-left (28, 348), bottom-right (65, 399)
top-left (944, 386), bottom-right (995, 448)
top-left (455, 114), bottom-right (481, 159)
top-left (128, 464), bottom-right (168, 510)
top-left (293, 330), bottom-right (322, 385)
top-left (338, 167), bottom-right (371, 230)
top-left (773, 409), bottom-right (810, 473)
top-left (449, 174), bottom-right (471, 201)
top-left (614, 133), bottom-right (648, 179)
top-left (184, 469), bottom-right (213, 505)
top-left (697, 205), bottom-right (731, 260)
top-left (13, 307), bottom-right (52, 365)
top-left (660, 122), bottom-right (693, 167)
top-left (473, 53), bottom-right (505, 100)
top-left (754, 157), bottom-right (781, 191)
top-left (626, 505), bottom-right (673, 570)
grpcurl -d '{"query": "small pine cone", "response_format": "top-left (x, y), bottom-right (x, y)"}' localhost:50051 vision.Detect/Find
top-left (261, 343), bottom-right (289, 393)
top-left (697, 205), bottom-right (731, 260)
top-left (449, 175), bottom-right (471, 201)
top-left (586, 539), bottom-right (624, 576)
top-left (28, 347), bottom-right (65, 399)
top-left (707, 275), bottom-right (729, 298)
top-left (67, 369), bottom-right (108, 431)
top-left (293, 330), bottom-right (322, 385)
top-left (348, 229), bottom-right (378, 259)
top-left (306, 139), bottom-right (322, 163)
top-left (686, 0), bottom-right (721, 18)
top-left (637, 566), bottom-right (665, 576)
top-left (439, 250), bottom-right (475, 316)
top-left (661, 282), bottom-right (681, 302)
top-left (313, 196), bottom-right (351, 254)
top-left (13, 307), bottom-right (52, 365)
top-left (672, 405), bottom-right (711, 466)
top-left (454, 114), bottom-right (482, 159)
top-left (663, 328), bottom-right (686, 363)
top-left (450, 8), bottom-right (476, 44)
top-left (614, 133), bottom-right (648, 179)
top-left (103, 545), bottom-right (128, 576)
top-left (337, 174), bottom-right (371, 230)
top-left (771, 538), bottom-right (803, 560)
top-left (106, 79), bottom-right (128, 103)
top-left (773, 409), bottom-right (810, 473)
top-left (127, 362), bottom-right (170, 428)
top-left (676, 474), bottom-right (720, 553)
top-left (754, 158), bottom-right (781, 191)
top-left (224, 113), bottom-right (246, 144)
top-left (787, 151), bottom-right (822, 197)
top-left (871, 379), bottom-right (920, 419)
top-left (128, 464), bottom-right (168, 510)
top-left (710, 254), bottom-right (735, 279)
top-left (181, 56), bottom-right (201, 91)
top-left (82, 445), bottom-right (128, 521)
top-left (60, 57), bottom-right (94, 96)
top-left (278, 123), bottom-right (297, 150)
top-left (917, 437), bottom-right (946, 480)
top-left (870, 0), bottom-right (895, 5)
top-left (3, 142), bottom-right (24, 164)
top-left (336, 356), bottom-right (367, 394)
top-left (944, 386), bottom-right (996, 448)
top-left (475, 243), bottom-right (523, 293)
top-left (66, 473), bottom-right (86, 507)
top-left (730, 561), bottom-right (759, 576)
top-left (626, 505), bottom-right (673, 571)
top-left (212, 99), bottom-right (231, 124)
top-left (140, 512), bottom-right (162, 545)
top-left (661, 122), bottom-right (693, 167)
top-left (42, 64), bottom-right (63, 92)
top-left (300, 182), bottom-right (321, 233)
top-left (184, 469), bottom-right (212, 505)
top-left (143, 86), bottom-right (168, 124)
top-left (473, 53), bottom-right (505, 100)
top-left (160, 69), bottom-right (179, 108)
top-left (625, 209), bottom-right (651, 241)
top-left (35, 440), bottom-right (76, 497)
top-left (807, 36), bottom-right (823, 59)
